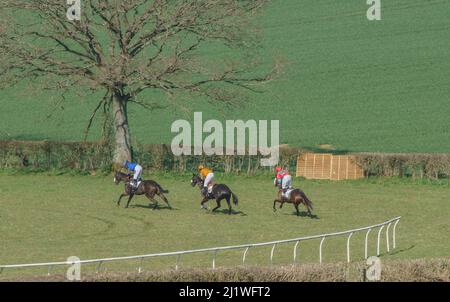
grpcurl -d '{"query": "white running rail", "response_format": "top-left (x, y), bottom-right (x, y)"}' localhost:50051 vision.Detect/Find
top-left (0, 217), bottom-right (400, 275)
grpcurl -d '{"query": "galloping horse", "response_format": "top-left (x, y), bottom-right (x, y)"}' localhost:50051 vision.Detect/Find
top-left (114, 171), bottom-right (172, 209)
top-left (273, 188), bottom-right (313, 216)
top-left (191, 174), bottom-right (238, 214)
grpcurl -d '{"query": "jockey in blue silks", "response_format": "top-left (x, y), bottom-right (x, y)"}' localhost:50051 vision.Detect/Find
top-left (123, 160), bottom-right (143, 190)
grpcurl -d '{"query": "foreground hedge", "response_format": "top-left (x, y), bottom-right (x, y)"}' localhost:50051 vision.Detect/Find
top-left (3, 259), bottom-right (449, 282)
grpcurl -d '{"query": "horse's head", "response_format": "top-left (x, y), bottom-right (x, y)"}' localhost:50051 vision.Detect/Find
top-left (190, 174), bottom-right (203, 187)
top-left (114, 171), bottom-right (131, 185)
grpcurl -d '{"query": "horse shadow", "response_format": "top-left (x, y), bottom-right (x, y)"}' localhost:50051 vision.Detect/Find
top-left (207, 208), bottom-right (247, 216)
top-left (282, 211), bottom-right (319, 219)
top-left (381, 245), bottom-right (415, 256)
top-left (131, 204), bottom-right (177, 211)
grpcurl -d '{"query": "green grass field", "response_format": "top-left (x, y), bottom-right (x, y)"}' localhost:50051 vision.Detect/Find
top-left (1, 0), bottom-right (450, 153)
top-left (0, 173), bottom-right (449, 278)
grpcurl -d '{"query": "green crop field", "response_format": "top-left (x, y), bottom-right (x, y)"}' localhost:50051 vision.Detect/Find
top-left (1, 0), bottom-right (450, 153)
top-left (0, 173), bottom-right (449, 278)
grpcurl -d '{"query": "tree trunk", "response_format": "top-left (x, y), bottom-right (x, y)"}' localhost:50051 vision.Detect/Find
top-left (112, 93), bottom-right (132, 167)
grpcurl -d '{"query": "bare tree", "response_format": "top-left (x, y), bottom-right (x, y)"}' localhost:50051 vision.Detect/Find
top-left (0, 0), bottom-right (280, 167)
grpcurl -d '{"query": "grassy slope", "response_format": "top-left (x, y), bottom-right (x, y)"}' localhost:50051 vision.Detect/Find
top-left (1, 0), bottom-right (449, 153)
top-left (0, 174), bottom-right (448, 277)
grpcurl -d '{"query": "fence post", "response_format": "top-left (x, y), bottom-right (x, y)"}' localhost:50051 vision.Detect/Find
top-left (377, 226), bottom-right (385, 256)
top-left (242, 247), bottom-right (250, 265)
top-left (293, 241), bottom-right (300, 263)
top-left (175, 255), bottom-right (181, 271)
top-left (138, 257), bottom-right (144, 274)
top-left (386, 223), bottom-right (392, 252)
top-left (270, 244), bottom-right (276, 265)
top-left (365, 228), bottom-right (372, 259)
top-left (212, 250), bottom-right (218, 270)
top-left (393, 219), bottom-right (400, 249)
top-left (319, 237), bottom-right (325, 263)
top-left (346, 232), bottom-right (353, 263)
top-left (96, 261), bottom-right (103, 273)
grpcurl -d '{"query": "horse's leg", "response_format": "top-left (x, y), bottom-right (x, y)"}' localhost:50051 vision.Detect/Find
top-left (273, 199), bottom-right (280, 212)
top-left (145, 193), bottom-right (158, 210)
top-left (117, 194), bottom-right (127, 207)
top-left (279, 200), bottom-right (285, 209)
top-left (125, 194), bottom-right (134, 208)
top-left (200, 197), bottom-right (209, 210)
top-left (303, 200), bottom-right (312, 216)
top-left (294, 202), bottom-right (300, 216)
top-left (158, 193), bottom-right (172, 209)
top-left (212, 198), bottom-right (221, 213)
top-left (225, 195), bottom-right (232, 215)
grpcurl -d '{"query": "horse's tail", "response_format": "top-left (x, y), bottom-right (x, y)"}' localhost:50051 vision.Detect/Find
top-left (231, 192), bottom-right (238, 206)
top-left (157, 184), bottom-right (169, 194)
top-left (299, 190), bottom-right (313, 211)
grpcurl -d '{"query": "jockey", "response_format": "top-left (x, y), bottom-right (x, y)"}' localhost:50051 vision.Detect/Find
top-left (274, 166), bottom-right (286, 188)
top-left (274, 166), bottom-right (293, 195)
top-left (198, 164), bottom-right (214, 196)
top-left (123, 160), bottom-right (143, 190)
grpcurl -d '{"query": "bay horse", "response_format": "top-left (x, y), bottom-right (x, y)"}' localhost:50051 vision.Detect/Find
top-left (191, 174), bottom-right (238, 214)
top-left (114, 171), bottom-right (172, 209)
top-left (273, 188), bottom-right (313, 216)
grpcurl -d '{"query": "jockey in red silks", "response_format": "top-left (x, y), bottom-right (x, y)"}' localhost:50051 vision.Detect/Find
top-left (274, 166), bottom-right (293, 195)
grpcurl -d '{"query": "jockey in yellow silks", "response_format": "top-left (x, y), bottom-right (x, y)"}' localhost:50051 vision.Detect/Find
top-left (198, 165), bottom-right (215, 196)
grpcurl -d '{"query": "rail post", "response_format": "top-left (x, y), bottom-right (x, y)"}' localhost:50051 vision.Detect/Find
top-left (377, 226), bottom-right (385, 256)
top-left (47, 265), bottom-right (53, 276)
top-left (393, 219), bottom-right (400, 249)
top-left (386, 223), bottom-right (392, 252)
top-left (138, 257), bottom-right (144, 274)
top-left (96, 261), bottom-right (103, 274)
top-left (242, 247), bottom-right (250, 265)
top-left (212, 250), bottom-right (218, 270)
top-left (319, 237), bottom-right (325, 263)
top-left (293, 241), bottom-right (300, 263)
top-left (346, 232), bottom-right (353, 263)
top-left (270, 244), bottom-right (276, 265)
top-left (175, 254), bottom-right (181, 270)
top-left (365, 228), bottom-right (372, 259)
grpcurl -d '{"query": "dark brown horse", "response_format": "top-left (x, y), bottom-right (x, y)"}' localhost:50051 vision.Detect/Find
top-left (114, 171), bottom-right (171, 209)
top-left (191, 174), bottom-right (238, 214)
top-left (273, 188), bottom-right (313, 216)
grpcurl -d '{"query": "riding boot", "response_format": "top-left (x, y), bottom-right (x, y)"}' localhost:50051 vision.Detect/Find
top-left (131, 179), bottom-right (138, 191)
top-left (201, 187), bottom-right (208, 198)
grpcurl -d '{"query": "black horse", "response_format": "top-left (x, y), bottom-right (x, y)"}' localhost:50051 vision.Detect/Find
top-left (191, 174), bottom-right (238, 214)
top-left (114, 171), bottom-right (171, 209)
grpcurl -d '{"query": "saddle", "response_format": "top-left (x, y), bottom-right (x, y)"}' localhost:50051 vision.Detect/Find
top-left (202, 185), bottom-right (215, 199)
top-left (128, 178), bottom-right (142, 192)
top-left (282, 188), bottom-right (294, 199)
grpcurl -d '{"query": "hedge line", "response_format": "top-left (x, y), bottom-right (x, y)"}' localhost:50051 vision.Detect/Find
top-left (3, 259), bottom-right (449, 282)
top-left (1, 141), bottom-right (449, 179)
top-left (0, 141), bottom-right (299, 175)
top-left (355, 153), bottom-right (450, 179)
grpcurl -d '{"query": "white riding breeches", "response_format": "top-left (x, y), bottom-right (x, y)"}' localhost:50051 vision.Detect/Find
top-left (133, 165), bottom-right (143, 181)
top-left (282, 175), bottom-right (292, 189)
top-left (204, 173), bottom-right (214, 187)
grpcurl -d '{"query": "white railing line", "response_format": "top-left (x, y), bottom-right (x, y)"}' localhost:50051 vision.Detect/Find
top-left (0, 217), bottom-right (400, 270)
